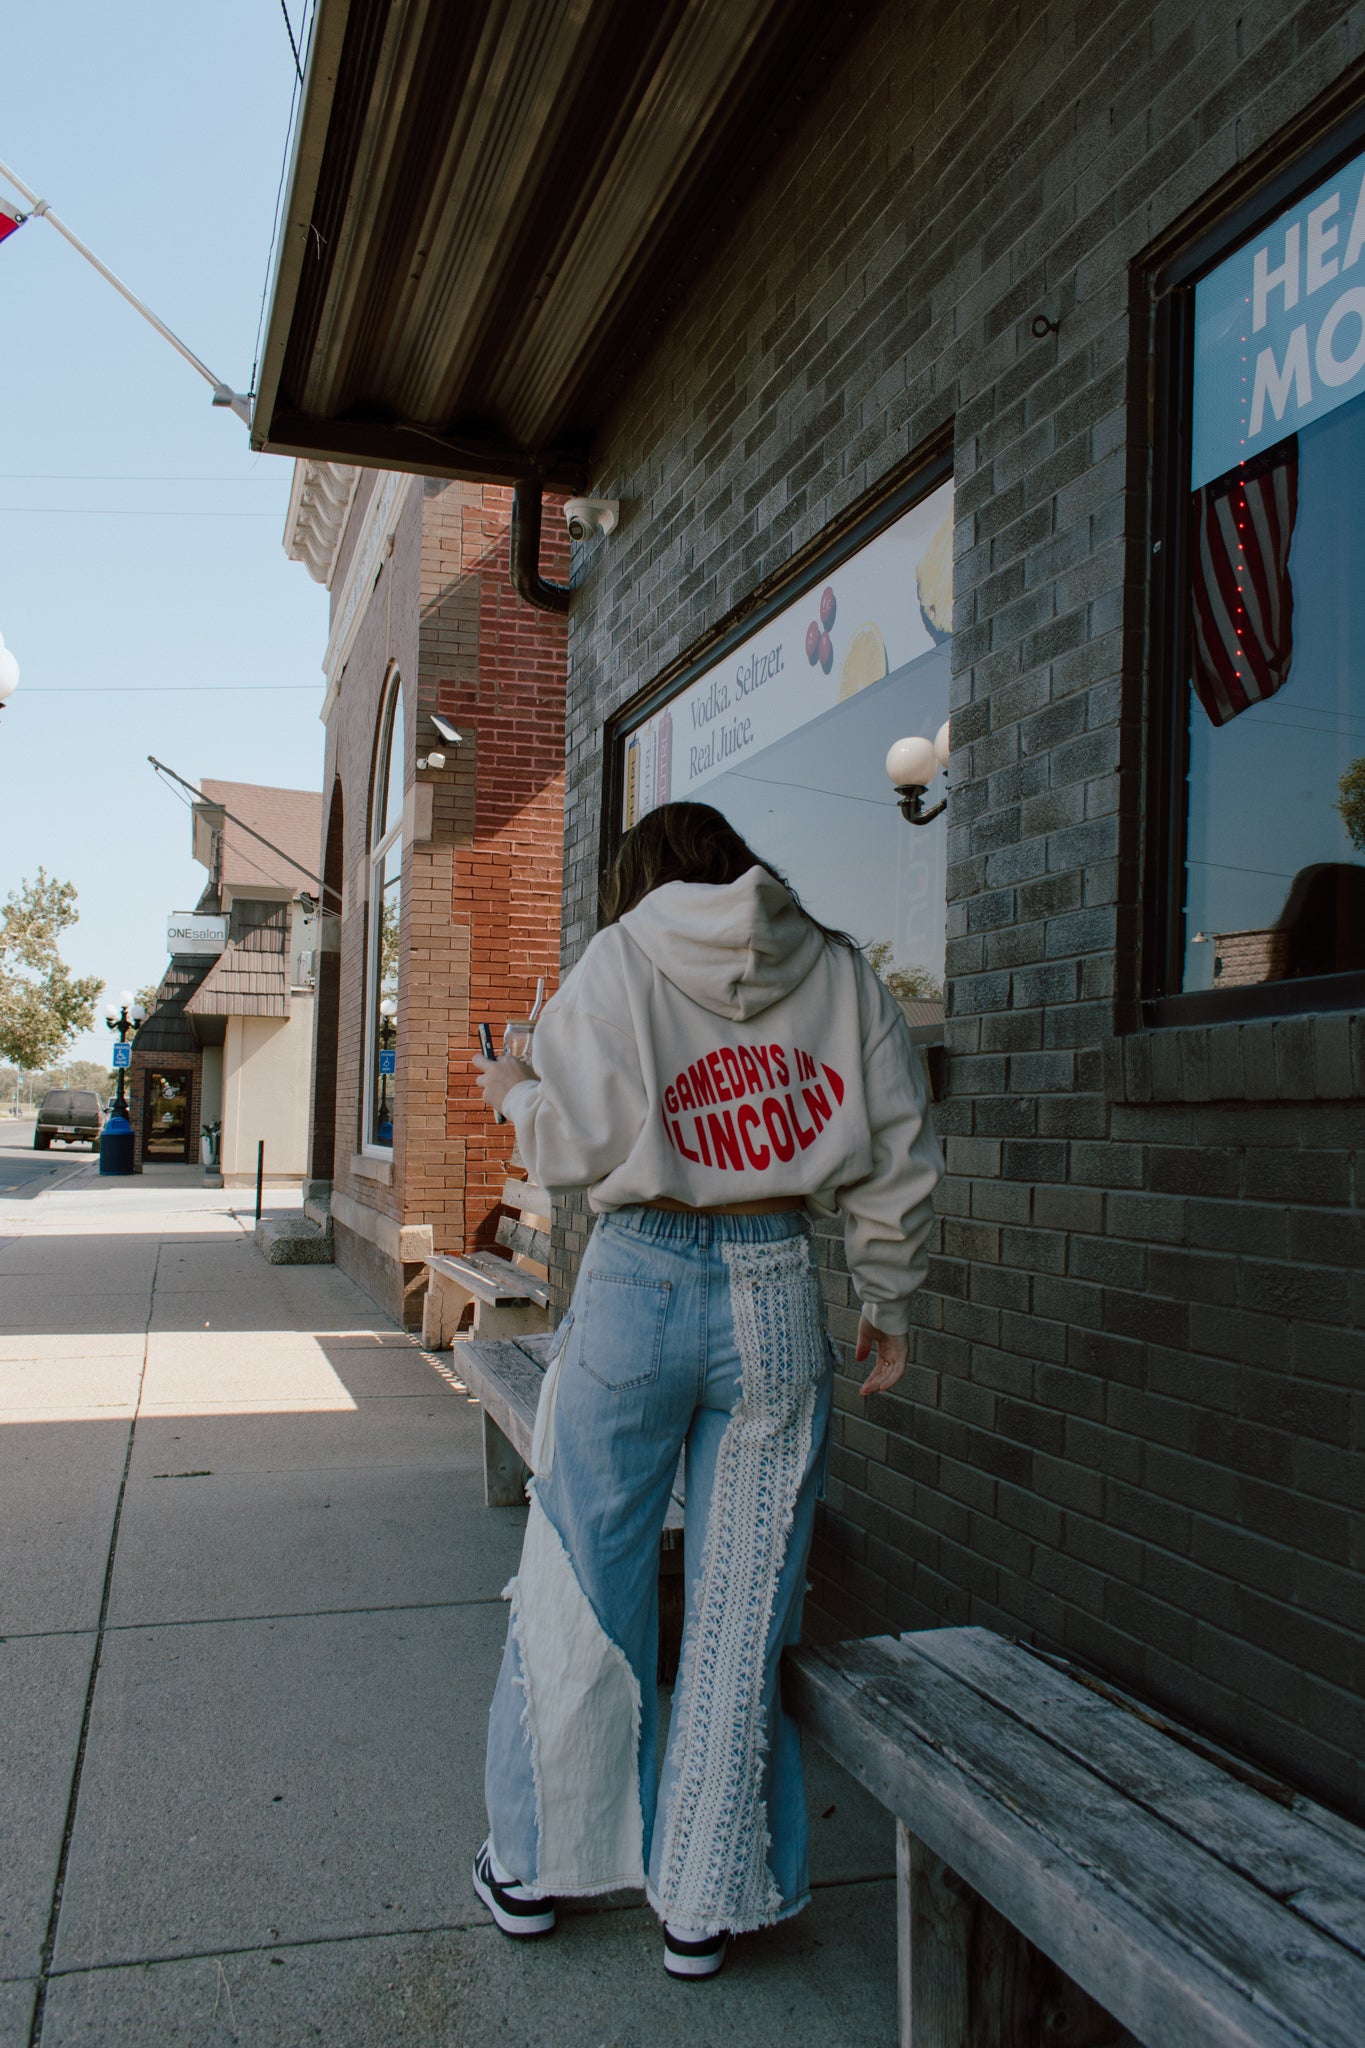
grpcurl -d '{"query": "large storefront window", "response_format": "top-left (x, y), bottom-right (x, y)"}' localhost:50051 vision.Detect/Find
top-left (365, 674), bottom-right (403, 1150)
top-left (1156, 134), bottom-right (1365, 1016)
top-left (618, 474), bottom-right (953, 1027)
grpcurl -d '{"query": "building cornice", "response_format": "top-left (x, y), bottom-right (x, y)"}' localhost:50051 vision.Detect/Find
top-left (283, 459), bottom-right (361, 587)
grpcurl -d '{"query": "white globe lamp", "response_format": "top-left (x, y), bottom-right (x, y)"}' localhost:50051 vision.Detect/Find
top-left (886, 733), bottom-right (948, 827)
top-left (0, 634), bottom-right (19, 711)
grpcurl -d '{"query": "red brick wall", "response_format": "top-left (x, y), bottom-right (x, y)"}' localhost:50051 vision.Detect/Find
top-left (317, 476), bottom-right (566, 1305)
top-left (423, 483), bottom-right (567, 1252)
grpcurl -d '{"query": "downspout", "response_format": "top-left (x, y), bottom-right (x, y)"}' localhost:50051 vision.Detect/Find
top-left (511, 479), bottom-right (571, 613)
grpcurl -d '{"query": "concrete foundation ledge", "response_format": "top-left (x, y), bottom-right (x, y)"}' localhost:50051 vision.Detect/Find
top-left (330, 1190), bottom-right (433, 1265)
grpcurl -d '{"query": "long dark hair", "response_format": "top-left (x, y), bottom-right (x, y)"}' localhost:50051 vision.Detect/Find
top-left (601, 801), bottom-right (855, 946)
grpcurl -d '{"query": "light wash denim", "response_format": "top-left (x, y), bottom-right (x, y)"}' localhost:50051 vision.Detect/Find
top-left (485, 1205), bottom-right (833, 1938)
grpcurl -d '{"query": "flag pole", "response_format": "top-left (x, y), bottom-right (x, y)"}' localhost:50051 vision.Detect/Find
top-left (0, 157), bottom-right (252, 425)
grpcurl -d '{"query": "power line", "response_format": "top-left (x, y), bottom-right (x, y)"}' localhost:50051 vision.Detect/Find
top-left (279, 0), bottom-right (305, 83)
top-left (25, 684), bottom-right (317, 695)
top-left (0, 507), bottom-right (283, 519)
top-left (0, 472), bottom-right (285, 483)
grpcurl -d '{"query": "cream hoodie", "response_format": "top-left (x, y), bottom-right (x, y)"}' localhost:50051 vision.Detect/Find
top-left (503, 867), bottom-right (943, 1334)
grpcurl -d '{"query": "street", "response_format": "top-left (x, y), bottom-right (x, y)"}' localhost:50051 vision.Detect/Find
top-left (0, 1122), bottom-right (98, 1202)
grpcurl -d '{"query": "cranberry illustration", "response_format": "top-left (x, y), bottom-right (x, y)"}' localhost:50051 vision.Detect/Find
top-left (820, 586), bottom-right (837, 630)
top-left (818, 631), bottom-right (833, 673)
top-left (805, 620), bottom-right (821, 665)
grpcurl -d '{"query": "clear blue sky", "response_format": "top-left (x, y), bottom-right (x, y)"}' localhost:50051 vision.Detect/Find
top-left (0, 1), bottom-right (330, 1067)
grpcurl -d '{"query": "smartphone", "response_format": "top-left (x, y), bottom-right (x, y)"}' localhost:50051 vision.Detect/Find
top-left (477, 1023), bottom-right (505, 1122)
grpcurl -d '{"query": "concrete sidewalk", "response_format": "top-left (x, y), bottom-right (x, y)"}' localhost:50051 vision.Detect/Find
top-left (1, 1164), bottom-right (896, 2047)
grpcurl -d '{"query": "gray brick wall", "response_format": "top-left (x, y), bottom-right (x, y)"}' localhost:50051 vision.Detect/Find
top-left (550, 0), bottom-right (1365, 1817)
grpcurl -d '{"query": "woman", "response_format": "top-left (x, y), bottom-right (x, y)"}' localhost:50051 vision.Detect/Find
top-left (471, 801), bottom-right (941, 1979)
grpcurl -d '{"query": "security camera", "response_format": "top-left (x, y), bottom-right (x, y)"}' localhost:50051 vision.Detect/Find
top-left (564, 497), bottom-right (619, 542)
top-left (430, 713), bottom-right (463, 745)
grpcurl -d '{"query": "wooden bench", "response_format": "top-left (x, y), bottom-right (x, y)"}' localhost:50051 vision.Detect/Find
top-left (420, 1176), bottom-right (553, 1346)
top-left (454, 1327), bottom-right (687, 1682)
top-left (784, 1625), bottom-right (1365, 2048)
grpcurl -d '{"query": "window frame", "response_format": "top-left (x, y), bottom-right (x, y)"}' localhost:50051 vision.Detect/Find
top-left (362, 669), bottom-right (404, 1157)
top-left (1143, 101), bottom-right (1365, 1029)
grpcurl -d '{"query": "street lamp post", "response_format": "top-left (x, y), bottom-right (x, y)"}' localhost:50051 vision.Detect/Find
top-left (99, 990), bottom-right (145, 1176)
top-left (376, 997), bottom-right (397, 1144)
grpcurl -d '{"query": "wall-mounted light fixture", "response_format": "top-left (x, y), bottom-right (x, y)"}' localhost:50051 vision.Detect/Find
top-left (887, 721), bottom-right (950, 825)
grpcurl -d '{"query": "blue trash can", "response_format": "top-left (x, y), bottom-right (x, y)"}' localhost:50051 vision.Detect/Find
top-left (99, 1114), bottom-right (135, 1176)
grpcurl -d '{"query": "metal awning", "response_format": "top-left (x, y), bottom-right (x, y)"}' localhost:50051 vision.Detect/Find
top-left (252, 0), bottom-right (867, 486)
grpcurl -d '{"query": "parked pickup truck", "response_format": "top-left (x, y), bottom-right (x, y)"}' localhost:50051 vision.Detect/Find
top-left (34, 1089), bottom-right (103, 1151)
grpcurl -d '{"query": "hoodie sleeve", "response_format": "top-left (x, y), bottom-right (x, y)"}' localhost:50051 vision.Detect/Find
top-left (837, 964), bottom-right (944, 1335)
top-left (500, 939), bottom-right (650, 1195)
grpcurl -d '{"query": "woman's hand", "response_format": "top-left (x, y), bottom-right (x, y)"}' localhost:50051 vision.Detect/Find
top-left (855, 1314), bottom-right (907, 1398)
top-left (473, 1051), bottom-right (535, 1116)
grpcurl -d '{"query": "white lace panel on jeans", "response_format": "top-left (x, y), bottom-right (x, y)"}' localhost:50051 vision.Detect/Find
top-left (652, 1234), bottom-right (821, 1935)
top-left (510, 1492), bottom-right (645, 1895)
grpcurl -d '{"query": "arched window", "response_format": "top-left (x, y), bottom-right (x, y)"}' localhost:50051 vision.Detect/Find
top-left (364, 672), bottom-right (404, 1151)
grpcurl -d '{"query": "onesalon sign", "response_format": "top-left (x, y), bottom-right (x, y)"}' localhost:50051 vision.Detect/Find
top-left (166, 914), bottom-right (227, 955)
top-left (1192, 145), bottom-right (1365, 489)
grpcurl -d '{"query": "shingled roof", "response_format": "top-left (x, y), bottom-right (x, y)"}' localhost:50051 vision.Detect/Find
top-left (133, 954), bottom-right (217, 1055)
top-left (184, 923), bottom-right (291, 1020)
top-left (197, 780), bottom-right (321, 897)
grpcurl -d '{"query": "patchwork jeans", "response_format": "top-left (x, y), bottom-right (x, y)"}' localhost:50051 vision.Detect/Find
top-left (484, 1205), bottom-right (834, 1938)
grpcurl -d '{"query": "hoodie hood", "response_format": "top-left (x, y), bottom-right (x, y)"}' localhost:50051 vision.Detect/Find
top-left (619, 866), bottom-right (827, 1021)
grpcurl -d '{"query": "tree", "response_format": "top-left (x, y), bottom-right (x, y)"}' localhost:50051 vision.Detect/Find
top-left (0, 871), bottom-right (102, 1076)
top-left (4, 1057), bottom-right (112, 1116)
top-left (135, 982), bottom-right (162, 1014)
top-left (1337, 756), bottom-right (1365, 853)
top-left (864, 937), bottom-right (944, 1007)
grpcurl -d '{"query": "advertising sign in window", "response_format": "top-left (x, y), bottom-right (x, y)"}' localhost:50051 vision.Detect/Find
top-left (1173, 144), bottom-right (1365, 1004)
top-left (1192, 147), bottom-right (1365, 489)
top-left (620, 479), bottom-right (953, 1017)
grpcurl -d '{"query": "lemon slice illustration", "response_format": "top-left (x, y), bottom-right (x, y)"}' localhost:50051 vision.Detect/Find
top-left (838, 623), bottom-right (889, 699)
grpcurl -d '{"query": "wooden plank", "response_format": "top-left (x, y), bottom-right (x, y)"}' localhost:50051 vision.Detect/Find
top-left (1020, 1643), bottom-right (1365, 1894)
top-left (457, 1338), bottom-right (544, 1462)
top-left (784, 1638), bottom-right (1360, 2048)
top-left (460, 1334), bottom-right (685, 1537)
top-left (496, 1214), bottom-right (551, 1265)
top-left (911, 1629), bottom-right (1365, 1963)
top-left (900, 1822), bottom-right (967, 2048)
top-left (501, 1175), bottom-right (550, 1222)
top-left (427, 1250), bottom-right (549, 1307)
top-left (511, 1332), bottom-right (557, 1365)
top-left (483, 1406), bottom-right (530, 1507)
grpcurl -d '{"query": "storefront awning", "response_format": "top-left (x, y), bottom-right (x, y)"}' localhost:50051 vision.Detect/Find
top-left (252, 0), bottom-right (866, 485)
top-left (184, 928), bottom-right (291, 1022)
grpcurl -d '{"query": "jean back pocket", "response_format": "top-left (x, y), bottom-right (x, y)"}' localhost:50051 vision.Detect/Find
top-left (578, 1272), bottom-right (671, 1390)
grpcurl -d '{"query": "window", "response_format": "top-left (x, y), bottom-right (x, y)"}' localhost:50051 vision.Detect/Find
top-left (364, 673), bottom-right (403, 1149)
top-left (1149, 124), bottom-right (1365, 1022)
top-left (614, 466), bottom-right (953, 1033)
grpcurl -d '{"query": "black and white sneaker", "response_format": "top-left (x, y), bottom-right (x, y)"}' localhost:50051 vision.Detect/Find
top-left (472, 1839), bottom-right (555, 1937)
top-left (663, 1923), bottom-right (728, 1979)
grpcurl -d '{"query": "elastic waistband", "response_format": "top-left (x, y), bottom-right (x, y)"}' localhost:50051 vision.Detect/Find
top-left (601, 1204), bottom-right (809, 1247)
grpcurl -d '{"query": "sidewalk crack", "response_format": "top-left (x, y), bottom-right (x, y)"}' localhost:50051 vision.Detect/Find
top-left (27, 1238), bottom-right (161, 2047)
